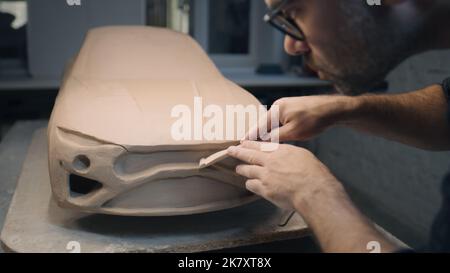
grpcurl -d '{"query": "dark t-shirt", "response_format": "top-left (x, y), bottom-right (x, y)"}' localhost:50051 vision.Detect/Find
top-left (427, 79), bottom-right (450, 252)
top-left (428, 173), bottom-right (450, 252)
top-left (396, 80), bottom-right (450, 253)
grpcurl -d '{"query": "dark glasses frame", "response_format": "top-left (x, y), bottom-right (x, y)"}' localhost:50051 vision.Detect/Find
top-left (263, 0), bottom-right (305, 41)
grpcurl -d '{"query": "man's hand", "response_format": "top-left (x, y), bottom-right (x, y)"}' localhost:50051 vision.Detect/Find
top-left (246, 95), bottom-right (356, 142)
top-left (227, 141), bottom-right (344, 211)
top-left (248, 85), bottom-right (450, 150)
top-left (228, 141), bottom-right (399, 252)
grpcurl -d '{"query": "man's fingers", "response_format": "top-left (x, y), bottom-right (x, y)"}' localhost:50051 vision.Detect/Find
top-left (245, 179), bottom-right (263, 195)
top-left (240, 140), bottom-right (279, 153)
top-left (244, 108), bottom-right (278, 141)
top-left (270, 122), bottom-right (297, 142)
top-left (236, 164), bottom-right (265, 179)
top-left (239, 140), bottom-right (263, 150)
top-left (244, 111), bottom-right (270, 141)
top-left (227, 146), bottom-right (267, 165)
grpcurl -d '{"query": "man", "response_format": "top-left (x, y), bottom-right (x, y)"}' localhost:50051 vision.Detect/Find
top-left (227, 0), bottom-right (450, 252)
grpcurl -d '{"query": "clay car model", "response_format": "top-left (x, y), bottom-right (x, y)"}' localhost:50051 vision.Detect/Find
top-left (47, 26), bottom-right (262, 216)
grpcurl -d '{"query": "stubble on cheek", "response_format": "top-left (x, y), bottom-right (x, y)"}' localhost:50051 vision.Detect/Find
top-left (304, 50), bottom-right (341, 81)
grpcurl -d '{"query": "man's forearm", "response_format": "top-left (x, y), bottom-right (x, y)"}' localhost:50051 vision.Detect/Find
top-left (295, 185), bottom-right (399, 253)
top-left (335, 85), bottom-right (450, 150)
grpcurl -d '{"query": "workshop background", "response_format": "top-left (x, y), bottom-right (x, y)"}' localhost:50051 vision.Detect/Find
top-left (1, 0), bottom-right (449, 251)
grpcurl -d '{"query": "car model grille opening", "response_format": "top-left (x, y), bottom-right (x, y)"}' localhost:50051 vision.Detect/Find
top-left (69, 174), bottom-right (102, 197)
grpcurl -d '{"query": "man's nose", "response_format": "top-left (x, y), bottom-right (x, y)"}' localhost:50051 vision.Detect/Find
top-left (284, 35), bottom-right (310, 56)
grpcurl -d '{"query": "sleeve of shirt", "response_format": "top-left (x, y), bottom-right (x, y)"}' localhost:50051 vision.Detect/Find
top-left (443, 78), bottom-right (450, 101)
top-left (419, 78), bottom-right (450, 253)
top-left (442, 77), bottom-right (450, 123)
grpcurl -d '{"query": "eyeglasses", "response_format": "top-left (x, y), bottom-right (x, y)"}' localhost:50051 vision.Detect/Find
top-left (263, 0), bottom-right (305, 41)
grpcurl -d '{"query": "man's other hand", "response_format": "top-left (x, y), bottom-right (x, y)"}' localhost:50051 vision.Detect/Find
top-left (245, 95), bottom-right (357, 142)
top-left (227, 141), bottom-right (344, 212)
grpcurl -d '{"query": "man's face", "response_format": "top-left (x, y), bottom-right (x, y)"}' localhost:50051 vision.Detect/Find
top-left (266, 0), bottom-right (417, 95)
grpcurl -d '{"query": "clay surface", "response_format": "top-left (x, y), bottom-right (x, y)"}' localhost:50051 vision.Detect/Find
top-left (47, 26), bottom-right (262, 216)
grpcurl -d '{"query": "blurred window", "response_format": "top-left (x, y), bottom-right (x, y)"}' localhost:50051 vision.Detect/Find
top-left (148, 0), bottom-right (289, 70)
top-left (207, 0), bottom-right (250, 55)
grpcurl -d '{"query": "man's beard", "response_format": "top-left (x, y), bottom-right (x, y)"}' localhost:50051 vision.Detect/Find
top-left (305, 52), bottom-right (392, 96)
top-left (304, 53), bottom-right (389, 95)
top-left (305, 3), bottom-right (420, 96)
